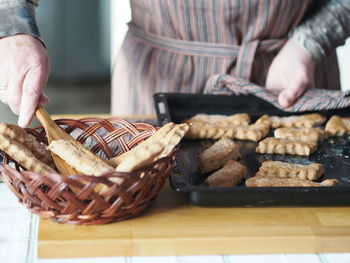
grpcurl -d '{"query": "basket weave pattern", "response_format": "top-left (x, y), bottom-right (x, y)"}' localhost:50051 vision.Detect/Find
top-left (0, 117), bottom-right (175, 225)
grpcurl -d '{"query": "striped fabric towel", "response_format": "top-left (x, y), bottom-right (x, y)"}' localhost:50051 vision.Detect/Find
top-left (0, 183), bottom-right (38, 263)
top-left (205, 74), bottom-right (350, 112)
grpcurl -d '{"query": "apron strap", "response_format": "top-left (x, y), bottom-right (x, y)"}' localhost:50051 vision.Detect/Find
top-left (234, 40), bottom-right (259, 81)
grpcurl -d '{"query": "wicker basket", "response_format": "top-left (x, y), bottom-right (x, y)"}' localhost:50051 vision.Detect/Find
top-left (0, 117), bottom-right (176, 225)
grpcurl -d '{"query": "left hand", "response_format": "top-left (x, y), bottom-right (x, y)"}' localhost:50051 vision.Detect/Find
top-left (265, 38), bottom-right (315, 108)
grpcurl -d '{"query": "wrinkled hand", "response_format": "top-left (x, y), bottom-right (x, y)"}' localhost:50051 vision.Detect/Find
top-left (0, 34), bottom-right (50, 127)
top-left (265, 38), bottom-right (315, 108)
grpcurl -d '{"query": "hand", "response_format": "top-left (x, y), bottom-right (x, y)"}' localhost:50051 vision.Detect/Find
top-left (0, 34), bottom-right (50, 127)
top-left (265, 38), bottom-right (315, 108)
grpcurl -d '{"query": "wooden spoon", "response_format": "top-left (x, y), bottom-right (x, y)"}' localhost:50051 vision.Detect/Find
top-left (35, 106), bottom-right (79, 176)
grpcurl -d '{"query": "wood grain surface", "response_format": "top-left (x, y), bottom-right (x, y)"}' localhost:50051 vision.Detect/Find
top-left (38, 181), bottom-right (350, 258)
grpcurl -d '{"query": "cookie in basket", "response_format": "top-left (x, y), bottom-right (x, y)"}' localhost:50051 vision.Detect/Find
top-left (0, 133), bottom-right (56, 175)
top-left (0, 123), bottom-right (54, 167)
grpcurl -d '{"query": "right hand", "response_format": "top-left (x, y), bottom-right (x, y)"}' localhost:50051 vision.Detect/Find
top-left (265, 38), bottom-right (315, 108)
top-left (0, 34), bottom-right (50, 127)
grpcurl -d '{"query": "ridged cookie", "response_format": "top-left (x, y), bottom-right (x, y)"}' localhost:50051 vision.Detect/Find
top-left (256, 113), bottom-right (326, 128)
top-left (246, 175), bottom-right (338, 187)
top-left (187, 113), bottom-right (250, 126)
top-left (274, 127), bottom-right (327, 142)
top-left (257, 161), bottom-right (324, 181)
top-left (256, 137), bottom-right (317, 156)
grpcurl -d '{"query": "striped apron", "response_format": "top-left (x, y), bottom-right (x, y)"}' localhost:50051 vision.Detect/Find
top-left (112, 0), bottom-right (340, 115)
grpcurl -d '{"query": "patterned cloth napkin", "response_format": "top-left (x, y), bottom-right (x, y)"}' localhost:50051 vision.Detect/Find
top-left (204, 74), bottom-right (350, 112)
top-left (0, 183), bottom-right (38, 263)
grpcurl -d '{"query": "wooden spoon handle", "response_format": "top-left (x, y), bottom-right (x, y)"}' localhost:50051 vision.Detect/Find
top-left (35, 106), bottom-right (78, 176)
top-left (35, 106), bottom-right (73, 142)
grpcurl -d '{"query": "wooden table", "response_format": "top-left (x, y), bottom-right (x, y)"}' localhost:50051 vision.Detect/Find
top-left (38, 115), bottom-right (350, 258)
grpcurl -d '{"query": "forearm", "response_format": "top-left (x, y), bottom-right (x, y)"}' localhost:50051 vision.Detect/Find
top-left (291, 0), bottom-right (350, 61)
top-left (0, 0), bottom-right (42, 41)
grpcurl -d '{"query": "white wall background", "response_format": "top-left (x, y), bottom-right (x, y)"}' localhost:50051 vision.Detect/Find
top-left (111, 2), bottom-right (350, 91)
top-left (336, 38), bottom-right (350, 91)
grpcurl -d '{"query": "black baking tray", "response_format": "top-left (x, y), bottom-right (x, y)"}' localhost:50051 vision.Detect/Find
top-left (154, 93), bottom-right (350, 206)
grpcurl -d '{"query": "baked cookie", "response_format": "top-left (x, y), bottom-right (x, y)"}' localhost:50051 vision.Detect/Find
top-left (325, 115), bottom-right (350, 136)
top-left (199, 137), bottom-right (240, 173)
top-left (0, 134), bottom-right (56, 175)
top-left (188, 113), bottom-right (250, 126)
top-left (205, 160), bottom-right (247, 187)
top-left (0, 123), bottom-right (54, 167)
top-left (184, 113), bottom-right (250, 140)
top-left (185, 121), bottom-right (236, 140)
top-left (185, 122), bottom-right (268, 141)
top-left (112, 123), bottom-right (189, 173)
top-left (49, 139), bottom-right (115, 176)
top-left (256, 137), bottom-right (317, 156)
top-left (257, 161), bottom-right (325, 181)
top-left (274, 127), bottom-right (327, 142)
top-left (256, 113), bottom-right (326, 128)
top-left (246, 175), bottom-right (338, 187)
top-left (233, 124), bottom-right (270, 142)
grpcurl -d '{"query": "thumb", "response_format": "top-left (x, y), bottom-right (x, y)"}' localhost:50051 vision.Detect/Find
top-left (278, 86), bottom-right (306, 108)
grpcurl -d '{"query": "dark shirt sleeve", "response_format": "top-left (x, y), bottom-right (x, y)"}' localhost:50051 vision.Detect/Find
top-left (291, 0), bottom-right (350, 61)
top-left (0, 0), bottom-right (42, 41)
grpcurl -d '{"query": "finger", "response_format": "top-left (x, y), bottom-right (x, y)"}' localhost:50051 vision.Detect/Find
top-left (18, 70), bottom-right (46, 127)
top-left (278, 84), bottom-right (307, 108)
top-left (7, 74), bottom-right (25, 115)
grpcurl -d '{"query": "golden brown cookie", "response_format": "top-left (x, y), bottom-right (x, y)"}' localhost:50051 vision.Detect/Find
top-left (158, 123), bottom-right (189, 159)
top-left (188, 113), bottom-right (250, 126)
top-left (184, 121), bottom-right (236, 140)
top-left (109, 122), bottom-right (176, 167)
top-left (0, 134), bottom-right (56, 175)
top-left (256, 113), bottom-right (326, 128)
top-left (113, 123), bottom-right (188, 173)
top-left (185, 121), bottom-right (268, 141)
top-left (184, 113), bottom-right (250, 140)
top-left (325, 115), bottom-right (350, 136)
top-left (48, 139), bottom-right (115, 177)
top-left (205, 160), bottom-right (247, 187)
top-left (0, 123), bottom-right (54, 167)
top-left (274, 127), bottom-right (328, 142)
top-left (256, 137), bottom-right (317, 156)
top-left (257, 161), bottom-right (325, 181)
top-left (246, 175), bottom-right (338, 187)
top-left (199, 137), bottom-right (240, 173)
top-left (233, 124), bottom-right (270, 142)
